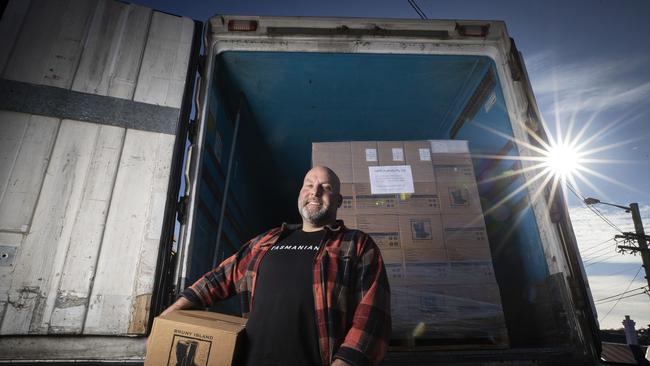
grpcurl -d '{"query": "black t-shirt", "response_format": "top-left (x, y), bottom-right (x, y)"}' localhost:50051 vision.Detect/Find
top-left (245, 229), bottom-right (325, 366)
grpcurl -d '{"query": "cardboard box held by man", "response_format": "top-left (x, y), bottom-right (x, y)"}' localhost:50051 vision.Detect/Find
top-left (145, 310), bottom-right (246, 366)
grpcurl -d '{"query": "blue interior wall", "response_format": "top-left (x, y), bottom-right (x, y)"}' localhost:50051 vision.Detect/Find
top-left (216, 51), bottom-right (497, 221)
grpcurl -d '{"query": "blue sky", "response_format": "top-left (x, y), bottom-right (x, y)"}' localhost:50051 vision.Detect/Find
top-left (132, 0), bottom-right (650, 330)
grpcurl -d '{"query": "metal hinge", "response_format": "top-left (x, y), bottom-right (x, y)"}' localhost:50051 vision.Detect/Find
top-left (177, 195), bottom-right (189, 224)
top-left (197, 55), bottom-right (206, 77)
top-left (187, 119), bottom-right (198, 143)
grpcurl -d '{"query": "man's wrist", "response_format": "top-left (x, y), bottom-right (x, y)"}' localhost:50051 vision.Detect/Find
top-left (179, 287), bottom-right (203, 306)
top-left (331, 358), bottom-right (353, 366)
top-left (160, 296), bottom-right (197, 317)
top-left (333, 345), bottom-right (370, 366)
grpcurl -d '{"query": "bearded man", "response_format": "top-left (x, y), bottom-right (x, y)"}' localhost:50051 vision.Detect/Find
top-left (157, 166), bottom-right (391, 366)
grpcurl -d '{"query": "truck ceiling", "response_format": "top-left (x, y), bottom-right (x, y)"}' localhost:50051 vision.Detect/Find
top-left (214, 51), bottom-right (515, 214)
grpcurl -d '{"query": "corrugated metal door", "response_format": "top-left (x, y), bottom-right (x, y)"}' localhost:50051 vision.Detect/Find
top-left (0, 0), bottom-right (197, 337)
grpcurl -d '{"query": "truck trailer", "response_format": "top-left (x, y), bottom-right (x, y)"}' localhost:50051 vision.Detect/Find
top-left (0, 0), bottom-right (602, 364)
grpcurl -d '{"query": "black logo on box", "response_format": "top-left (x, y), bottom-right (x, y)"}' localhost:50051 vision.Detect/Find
top-left (448, 187), bottom-right (469, 207)
top-left (342, 197), bottom-right (353, 209)
top-left (410, 220), bottom-right (432, 240)
top-left (168, 335), bottom-right (212, 366)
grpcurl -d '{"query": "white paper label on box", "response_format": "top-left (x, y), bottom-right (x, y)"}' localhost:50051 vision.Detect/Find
top-left (418, 148), bottom-right (431, 161)
top-left (430, 140), bottom-right (469, 153)
top-left (365, 148), bottom-right (377, 162)
top-left (392, 148), bottom-right (404, 161)
top-left (369, 165), bottom-right (415, 194)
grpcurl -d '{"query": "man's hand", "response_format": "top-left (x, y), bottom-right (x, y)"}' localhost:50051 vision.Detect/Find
top-left (159, 296), bottom-right (196, 317)
top-left (146, 297), bottom-right (198, 355)
top-left (331, 359), bottom-right (353, 366)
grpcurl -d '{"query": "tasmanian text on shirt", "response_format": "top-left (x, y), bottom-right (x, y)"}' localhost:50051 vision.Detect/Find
top-left (270, 245), bottom-right (319, 251)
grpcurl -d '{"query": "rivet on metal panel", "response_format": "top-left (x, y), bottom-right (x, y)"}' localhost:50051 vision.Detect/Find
top-left (0, 246), bottom-right (17, 266)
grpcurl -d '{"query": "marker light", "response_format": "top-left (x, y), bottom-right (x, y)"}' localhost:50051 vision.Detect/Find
top-left (456, 23), bottom-right (490, 37)
top-left (228, 20), bottom-right (258, 32)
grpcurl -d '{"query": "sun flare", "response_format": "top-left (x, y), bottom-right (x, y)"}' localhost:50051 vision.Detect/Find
top-left (471, 111), bottom-right (640, 224)
top-left (543, 142), bottom-right (583, 179)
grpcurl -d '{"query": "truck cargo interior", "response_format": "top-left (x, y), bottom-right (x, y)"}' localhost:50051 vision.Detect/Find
top-left (191, 50), bottom-right (571, 350)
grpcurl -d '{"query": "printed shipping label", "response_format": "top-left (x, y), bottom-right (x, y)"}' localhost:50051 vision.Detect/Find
top-left (430, 140), bottom-right (469, 153)
top-left (369, 165), bottom-right (415, 194)
top-left (418, 148), bottom-right (431, 161)
top-left (365, 148), bottom-right (378, 162)
top-left (392, 148), bottom-right (404, 161)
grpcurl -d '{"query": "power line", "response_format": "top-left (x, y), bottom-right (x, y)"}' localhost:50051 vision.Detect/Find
top-left (600, 267), bottom-right (643, 321)
top-left (566, 183), bottom-right (621, 232)
top-left (595, 291), bottom-right (649, 305)
top-left (566, 183), bottom-right (624, 233)
top-left (582, 246), bottom-right (614, 258)
top-left (601, 265), bottom-right (645, 277)
top-left (582, 241), bottom-right (617, 258)
top-left (583, 251), bottom-right (617, 263)
top-left (595, 287), bottom-right (648, 303)
top-left (407, 0), bottom-right (428, 19)
top-left (585, 254), bottom-right (623, 267)
top-left (583, 251), bottom-right (614, 264)
top-left (595, 284), bottom-right (648, 302)
top-left (582, 245), bottom-right (616, 259)
top-left (586, 204), bottom-right (624, 233)
top-left (580, 238), bottom-right (616, 255)
top-left (409, 0), bottom-right (427, 19)
top-left (590, 205), bottom-right (624, 233)
top-left (584, 238), bottom-right (614, 252)
top-left (575, 197), bottom-right (650, 294)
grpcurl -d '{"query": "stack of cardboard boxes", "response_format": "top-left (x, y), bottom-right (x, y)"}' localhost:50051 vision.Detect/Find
top-left (313, 140), bottom-right (508, 348)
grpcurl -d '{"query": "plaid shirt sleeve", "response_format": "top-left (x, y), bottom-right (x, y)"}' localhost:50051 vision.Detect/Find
top-left (179, 252), bottom-right (241, 307)
top-left (179, 230), bottom-right (275, 307)
top-left (334, 234), bottom-right (392, 366)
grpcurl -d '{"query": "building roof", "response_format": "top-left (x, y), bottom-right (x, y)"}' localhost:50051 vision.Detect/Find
top-left (601, 342), bottom-right (649, 365)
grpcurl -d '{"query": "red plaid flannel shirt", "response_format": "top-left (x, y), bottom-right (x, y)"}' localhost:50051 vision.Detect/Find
top-left (181, 221), bottom-right (391, 366)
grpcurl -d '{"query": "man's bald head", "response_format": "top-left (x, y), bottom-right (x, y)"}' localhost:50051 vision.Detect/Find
top-left (309, 166), bottom-right (341, 193)
top-left (297, 166), bottom-right (343, 231)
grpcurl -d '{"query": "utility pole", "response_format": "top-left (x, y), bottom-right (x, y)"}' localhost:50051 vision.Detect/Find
top-left (584, 198), bottom-right (650, 290)
top-left (629, 203), bottom-right (650, 290)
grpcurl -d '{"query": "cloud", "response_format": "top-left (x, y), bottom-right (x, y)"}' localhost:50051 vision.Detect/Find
top-left (569, 204), bottom-right (650, 329)
top-left (570, 204), bottom-right (650, 265)
top-left (524, 52), bottom-right (650, 116)
top-left (588, 274), bottom-right (649, 330)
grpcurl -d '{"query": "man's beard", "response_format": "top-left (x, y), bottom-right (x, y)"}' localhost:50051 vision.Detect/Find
top-left (299, 201), bottom-right (332, 225)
